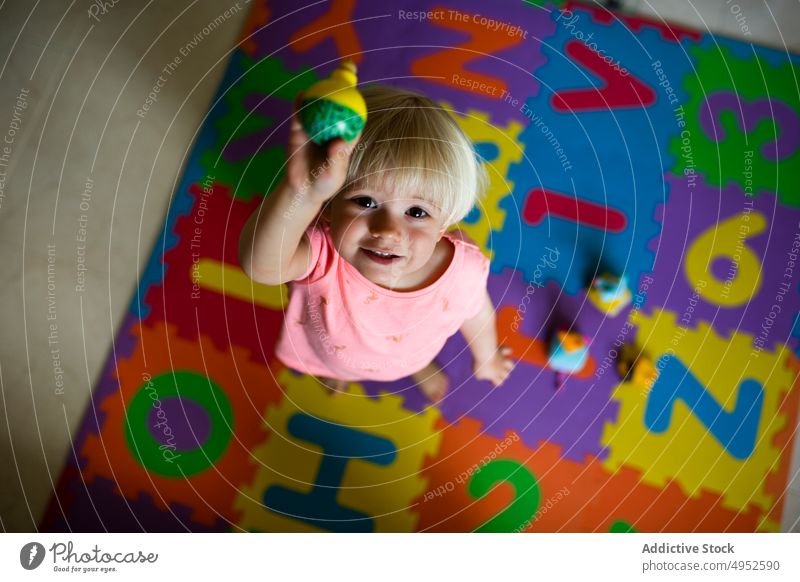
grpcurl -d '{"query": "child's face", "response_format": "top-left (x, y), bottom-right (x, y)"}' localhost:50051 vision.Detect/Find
top-left (328, 186), bottom-right (448, 289)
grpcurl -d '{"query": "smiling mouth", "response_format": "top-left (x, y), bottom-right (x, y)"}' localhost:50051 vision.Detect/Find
top-left (361, 248), bottom-right (402, 265)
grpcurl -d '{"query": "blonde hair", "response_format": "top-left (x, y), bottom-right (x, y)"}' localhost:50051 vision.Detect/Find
top-left (341, 85), bottom-right (486, 226)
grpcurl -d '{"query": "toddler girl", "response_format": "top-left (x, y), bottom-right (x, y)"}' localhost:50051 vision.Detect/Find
top-left (239, 85), bottom-right (513, 401)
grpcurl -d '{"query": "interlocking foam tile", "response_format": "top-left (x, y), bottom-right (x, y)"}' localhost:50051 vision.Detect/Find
top-left (602, 308), bottom-right (795, 516)
top-left (199, 55), bottom-right (317, 201)
top-left (41, 312), bottom-right (143, 531)
top-left (43, 467), bottom-right (225, 532)
top-left (670, 43), bottom-right (800, 207)
top-left (495, 5), bottom-right (689, 294)
top-left (441, 103), bottom-right (524, 258)
top-left (248, 0), bottom-right (555, 125)
top-left (363, 268), bottom-right (622, 462)
top-left (133, 54), bottom-right (250, 320)
top-left (48, 0), bottom-right (800, 534)
top-left (762, 354), bottom-right (800, 531)
top-left (791, 314), bottom-right (800, 356)
top-left (712, 35), bottom-right (800, 69)
top-left (564, 0), bottom-right (702, 43)
top-left (645, 174), bottom-right (800, 351)
top-left (144, 179), bottom-right (284, 360)
top-left (81, 321), bottom-right (282, 528)
top-left (84, 311), bottom-right (141, 429)
top-left (239, 0), bottom-right (270, 56)
top-left (416, 417), bottom-right (764, 532)
top-left (235, 369), bottom-right (441, 531)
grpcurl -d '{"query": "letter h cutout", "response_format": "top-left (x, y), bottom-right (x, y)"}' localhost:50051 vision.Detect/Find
top-left (264, 413), bottom-right (397, 531)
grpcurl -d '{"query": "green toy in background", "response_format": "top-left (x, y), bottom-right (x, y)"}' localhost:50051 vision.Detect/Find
top-left (300, 60), bottom-right (367, 144)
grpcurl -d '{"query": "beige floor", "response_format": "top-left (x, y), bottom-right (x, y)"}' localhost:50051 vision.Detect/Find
top-left (0, 0), bottom-right (798, 532)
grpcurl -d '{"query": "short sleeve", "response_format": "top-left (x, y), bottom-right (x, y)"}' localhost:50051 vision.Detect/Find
top-left (294, 222), bottom-right (330, 283)
top-left (463, 252), bottom-right (490, 320)
top-left (442, 229), bottom-right (490, 321)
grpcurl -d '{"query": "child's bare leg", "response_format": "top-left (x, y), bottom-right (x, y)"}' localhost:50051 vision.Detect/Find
top-left (317, 376), bottom-right (348, 394)
top-left (412, 361), bottom-right (449, 402)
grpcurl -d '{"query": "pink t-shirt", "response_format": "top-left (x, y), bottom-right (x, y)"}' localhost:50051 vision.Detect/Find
top-left (274, 221), bottom-right (490, 382)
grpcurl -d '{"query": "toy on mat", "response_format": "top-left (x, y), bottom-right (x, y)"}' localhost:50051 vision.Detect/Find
top-left (548, 329), bottom-right (590, 388)
top-left (588, 273), bottom-right (631, 317)
top-left (300, 60), bottom-right (367, 145)
top-left (617, 344), bottom-right (659, 389)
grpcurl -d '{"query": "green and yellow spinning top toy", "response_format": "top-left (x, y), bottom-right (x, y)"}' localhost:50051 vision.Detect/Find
top-left (300, 60), bottom-right (367, 145)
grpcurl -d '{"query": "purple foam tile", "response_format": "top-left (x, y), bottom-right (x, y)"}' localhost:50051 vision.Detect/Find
top-left (360, 375), bottom-right (431, 413)
top-left (249, 0), bottom-right (555, 124)
top-left (645, 173), bottom-right (800, 349)
top-left (68, 311), bottom-right (141, 472)
top-left (223, 93), bottom-right (293, 163)
top-left (46, 474), bottom-right (228, 532)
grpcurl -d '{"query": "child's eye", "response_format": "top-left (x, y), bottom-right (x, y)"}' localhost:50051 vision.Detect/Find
top-left (407, 206), bottom-right (429, 219)
top-left (351, 196), bottom-right (377, 209)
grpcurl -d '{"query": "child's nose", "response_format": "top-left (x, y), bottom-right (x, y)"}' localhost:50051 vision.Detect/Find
top-left (368, 210), bottom-right (402, 240)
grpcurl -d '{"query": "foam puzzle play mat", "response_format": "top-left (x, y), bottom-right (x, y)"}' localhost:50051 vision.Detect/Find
top-left (44, 0), bottom-right (800, 532)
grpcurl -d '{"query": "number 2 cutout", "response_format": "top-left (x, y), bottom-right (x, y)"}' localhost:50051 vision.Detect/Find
top-left (645, 356), bottom-right (764, 460)
top-left (467, 459), bottom-right (541, 532)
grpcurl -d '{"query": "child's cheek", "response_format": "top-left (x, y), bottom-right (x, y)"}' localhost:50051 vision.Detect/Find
top-left (340, 206), bottom-right (367, 223)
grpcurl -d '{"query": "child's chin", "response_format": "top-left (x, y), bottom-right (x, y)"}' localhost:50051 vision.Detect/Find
top-left (357, 266), bottom-right (407, 287)
top-left (359, 267), bottom-right (398, 282)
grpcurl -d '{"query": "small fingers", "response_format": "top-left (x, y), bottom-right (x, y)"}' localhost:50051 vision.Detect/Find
top-left (329, 135), bottom-right (360, 158)
top-left (293, 92), bottom-right (305, 112)
top-left (501, 360), bottom-right (515, 379)
top-left (327, 138), bottom-right (349, 158)
top-left (288, 119), bottom-right (310, 149)
top-left (291, 92), bottom-right (306, 130)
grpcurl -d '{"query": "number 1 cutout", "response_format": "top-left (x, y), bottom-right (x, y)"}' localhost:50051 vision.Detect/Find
top-left (645, 356), bottom-right (763, 460)
top-left (523, 187), bottom-right (627, 232)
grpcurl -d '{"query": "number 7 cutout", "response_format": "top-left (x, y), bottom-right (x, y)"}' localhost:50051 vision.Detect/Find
top-left (645, 355), bottom-right (764, 460)
top-left (552, 40), bottom-right (655, 112)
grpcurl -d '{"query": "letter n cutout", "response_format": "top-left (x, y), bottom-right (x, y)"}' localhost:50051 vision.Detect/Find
top-left (263, 413), bottom-right (397, 532)
top-left (551, 40), bottom-right (655, 112)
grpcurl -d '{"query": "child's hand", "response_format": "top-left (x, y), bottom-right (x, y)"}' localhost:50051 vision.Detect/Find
top-left (286, 94), bottom-right (361, 203)
top-left (473, 346), bottom-right (515, 387)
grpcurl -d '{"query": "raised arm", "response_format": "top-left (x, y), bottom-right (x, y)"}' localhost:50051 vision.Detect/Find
top-left (239, 110), bottom-right (359, 285)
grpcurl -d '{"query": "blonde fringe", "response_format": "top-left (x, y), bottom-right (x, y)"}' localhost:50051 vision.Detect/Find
top-left (342, 85), bottom-right (486, 226)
